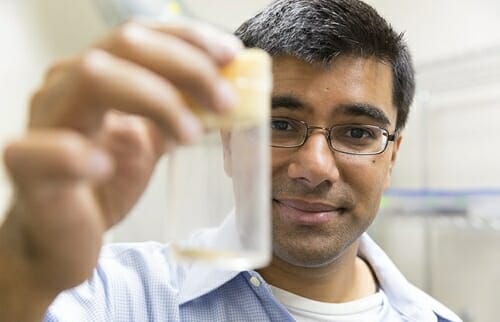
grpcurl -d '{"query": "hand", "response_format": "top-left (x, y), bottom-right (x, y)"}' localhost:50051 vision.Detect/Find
top-left (0, 20), bottom-right (241, 320)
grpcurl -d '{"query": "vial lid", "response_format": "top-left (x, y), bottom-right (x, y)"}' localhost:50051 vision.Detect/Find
top-left (190, 48), bottom-right (272, 130)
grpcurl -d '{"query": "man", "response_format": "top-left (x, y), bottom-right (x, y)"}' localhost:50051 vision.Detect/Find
top-left (0, 0), bottom-right (461, 321)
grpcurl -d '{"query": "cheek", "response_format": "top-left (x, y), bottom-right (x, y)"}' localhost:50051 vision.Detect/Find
top-left (271, 150), bottom-right (290, 176)
top-left (337, 155), bottom-right (390, 208)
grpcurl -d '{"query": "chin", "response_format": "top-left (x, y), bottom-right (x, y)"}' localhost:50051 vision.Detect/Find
top-left (272, 225), bottom-right (365, 268)
top-left (277, 252), bottom-right (341, 268)
top-left (272, 236), bottom-right (346, 268)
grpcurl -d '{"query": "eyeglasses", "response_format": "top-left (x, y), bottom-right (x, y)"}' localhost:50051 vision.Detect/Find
top-left (271, 117), bottom-right (396, 155)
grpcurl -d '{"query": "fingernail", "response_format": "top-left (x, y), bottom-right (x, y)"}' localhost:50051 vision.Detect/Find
top-left (221, 34), bottom-right (244, 54)
top-left (215, 36), bottom-right (243, 63)
top-left (121, 23), bottom-right (149, 44)
top-left (180, 114), bottom-right (203, 143)
top-left (216, 80), bottom-right (238, 112)
top-left (90, 150), bottom-right (112, 176)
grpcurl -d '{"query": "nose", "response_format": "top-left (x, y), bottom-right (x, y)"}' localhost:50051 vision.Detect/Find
top-left (287, 130), bottom-right (341, 188)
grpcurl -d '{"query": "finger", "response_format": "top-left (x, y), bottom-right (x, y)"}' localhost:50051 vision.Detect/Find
top-left (135, 18), bottom-right (243, 65)
top-left (42, 57), bottom-right (75, 86)
top-left (96, 22), bottom-right (237, 112)
top-left (100, 111), bottom-right (168, 161)
top-left (3, 130), bottom-right (114, 187)
top-left (32, 49), bottom-right (203, 144)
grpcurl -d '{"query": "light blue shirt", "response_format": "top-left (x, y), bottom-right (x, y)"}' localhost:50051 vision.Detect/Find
top-left (45, 217), bottom-right (462, 322)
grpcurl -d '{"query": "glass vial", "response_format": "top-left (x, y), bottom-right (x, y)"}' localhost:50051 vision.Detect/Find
top-left (166, 49), bottom-right (272, 270)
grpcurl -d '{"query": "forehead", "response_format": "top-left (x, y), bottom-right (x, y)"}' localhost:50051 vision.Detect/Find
top-left (271, 55), bottom-right (396, 128)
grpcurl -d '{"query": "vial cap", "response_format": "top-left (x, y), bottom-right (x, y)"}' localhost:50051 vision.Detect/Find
top-left (191, 48), bottom-right (272, 129)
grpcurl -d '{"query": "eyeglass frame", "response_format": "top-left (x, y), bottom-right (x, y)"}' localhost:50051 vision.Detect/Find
top-left (270, 116), bottom-right (397, 156)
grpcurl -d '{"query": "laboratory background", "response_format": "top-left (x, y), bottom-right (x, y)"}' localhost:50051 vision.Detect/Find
top-left (1, 1), bottom-right (500, 321)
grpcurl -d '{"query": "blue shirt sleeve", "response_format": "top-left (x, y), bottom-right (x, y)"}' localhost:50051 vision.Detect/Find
top-left (44, 242), bottom-right (183, 322)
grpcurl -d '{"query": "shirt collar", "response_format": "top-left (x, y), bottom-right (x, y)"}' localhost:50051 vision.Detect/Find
top-left (359, 233), bottom-right (462, 322)
top-left (177, 213), bottom-right (242, 304)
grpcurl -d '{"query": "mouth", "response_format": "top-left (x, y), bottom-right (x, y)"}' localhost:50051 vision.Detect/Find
top-left (273, 198), bottom-right (346, 226)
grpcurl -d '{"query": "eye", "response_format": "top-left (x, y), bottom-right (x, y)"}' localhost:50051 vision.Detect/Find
top-left (333, 125), bottom-right (379, 143)
top-left (347, 127), bottom-right (373, 139)
top-left (271, 119), bottom-right (294, 131)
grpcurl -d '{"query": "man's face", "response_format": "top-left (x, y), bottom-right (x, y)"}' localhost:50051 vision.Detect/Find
top-left (271, 55), bottom-right (401, 267)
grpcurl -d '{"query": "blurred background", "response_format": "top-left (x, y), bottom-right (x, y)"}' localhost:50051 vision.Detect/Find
top-left (1, 1), bottom-right (499, 321)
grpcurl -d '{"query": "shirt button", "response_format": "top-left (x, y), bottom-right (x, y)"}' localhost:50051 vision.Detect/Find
top-left (249, 276), bottom-right (261, 287)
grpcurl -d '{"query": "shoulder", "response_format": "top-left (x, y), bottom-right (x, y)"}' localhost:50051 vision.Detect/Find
top-left (359, 234), bottom-right (462, 322)
top-left (99, 241), bottom-right (171, 267)
top-left (45, 242), bottom-right (188, 321)
top-left (407, 284), bottom-right (463, 322)
top-left (97, 241), bottom-right (187, 288)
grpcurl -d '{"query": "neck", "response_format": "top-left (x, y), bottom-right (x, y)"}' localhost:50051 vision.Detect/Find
top-left (257, 240), bottom-right (377, 303)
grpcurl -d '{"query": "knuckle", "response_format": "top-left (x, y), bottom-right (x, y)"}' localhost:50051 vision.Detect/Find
top-left (173, 23), bottom-right (201, 39)
top-left (52, 132), bottom-right (91, 175)
top-left (43, 63), bottom-right (61, 83)
top-left (75, 49), bottom-right (108, 86)
top-left (112, 21), bottom-right (144, 50)
top-left (29, 86), bottom-right (46, 112)
top-left (30, 65), bottom-right (66, 118)
top-left (180, 54), bottom-right (219, 89)
top-left (3, 140), bottom-right (22, 172)
top-left (43, 57), bottom-right (71, 82)
top-left (28, 87), bottom-right (50, 126)
top-left (55, 132), bottom-right (86, 159)
top-left (191, 65), bottom-right (220, 99)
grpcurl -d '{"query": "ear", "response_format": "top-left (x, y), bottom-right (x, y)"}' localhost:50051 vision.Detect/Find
top-left (384, 134), bottom-right (403, 190)
top-left (220, 130), bottom-right (232, 177)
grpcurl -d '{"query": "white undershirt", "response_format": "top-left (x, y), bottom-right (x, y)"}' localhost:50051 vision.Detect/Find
top-left (270, 285), bottom-right (402, 322)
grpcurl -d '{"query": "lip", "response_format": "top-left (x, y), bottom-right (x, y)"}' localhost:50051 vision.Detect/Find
top-left (273, 198), bottom-right (344, 225)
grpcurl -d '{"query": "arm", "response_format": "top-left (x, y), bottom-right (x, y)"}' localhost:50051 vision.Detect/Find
top-left (0, 20), bottom-right (241, 321)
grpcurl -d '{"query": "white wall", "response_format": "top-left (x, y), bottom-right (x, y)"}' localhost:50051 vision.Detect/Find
top-left (364, 0), bottom-right (500, 190)
top-left (0, 0), bottom-right (107, 218)
top-left (392, 49), bottom-right (500, 189)
top-left (368, 0), bottom-right (500, 64)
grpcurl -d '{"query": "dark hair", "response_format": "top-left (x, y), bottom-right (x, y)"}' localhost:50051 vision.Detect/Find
top-left (234, 0), bottom-right (415, 131)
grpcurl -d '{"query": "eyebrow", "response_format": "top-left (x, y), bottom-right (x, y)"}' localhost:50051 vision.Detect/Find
top-left (271, 95), bottom-right (307, 111)
top-left (336, 103), bottom-right (391, 127)
top-left (272, 95), bottom-right (392, 127)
